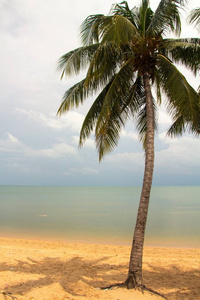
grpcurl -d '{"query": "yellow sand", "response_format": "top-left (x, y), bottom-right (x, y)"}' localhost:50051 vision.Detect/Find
top-left (0, 238), bottom-right (199, 300)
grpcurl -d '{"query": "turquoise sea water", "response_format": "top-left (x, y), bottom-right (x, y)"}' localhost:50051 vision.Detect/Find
top-left (0, 186), bottom-right (199, 247)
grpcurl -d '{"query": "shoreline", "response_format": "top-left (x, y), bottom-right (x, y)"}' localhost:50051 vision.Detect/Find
top-left (1, 232), bottom-right (200, 249)
top-left (0, 237), bottom-right (200, 299)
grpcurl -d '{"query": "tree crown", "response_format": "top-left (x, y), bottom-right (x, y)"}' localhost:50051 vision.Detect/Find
top-left (58, 0), bottom-right (200, 160)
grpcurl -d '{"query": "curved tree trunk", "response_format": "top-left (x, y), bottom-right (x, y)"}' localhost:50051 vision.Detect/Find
top-left (125, 71), bottom-right (155, 289)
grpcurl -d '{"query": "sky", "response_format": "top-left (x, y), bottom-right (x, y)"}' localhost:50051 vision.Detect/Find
top-left (0, 0), bottom-right (200, 186)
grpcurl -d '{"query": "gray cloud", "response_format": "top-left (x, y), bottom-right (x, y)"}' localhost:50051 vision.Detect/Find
top-left (15, 108), bottom-right (84, 132)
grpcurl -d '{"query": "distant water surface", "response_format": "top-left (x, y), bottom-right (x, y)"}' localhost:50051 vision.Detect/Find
top-left (0, 186), bottom-right (199, 247)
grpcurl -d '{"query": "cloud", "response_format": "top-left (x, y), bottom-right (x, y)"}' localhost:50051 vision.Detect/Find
top-left (15, 108), bottom-right (84, 132)
top-left (0, 133), bottom-right (78, 159)
top-left (63, 167), bottom-right (98, 176)
top-left (4, 162), bottom-right (41, 175)
top-left (156, 135), bottom-right (200, 175)
top-left (0, 0), bottom-right (28, 36)
top-left (7, 133), bottom-right (20, 144)
top-left (104, 133), bottom-right (200, 177)
top-left (121, 129), bottom-right (138, 140)
top-left (28, 142), bottom-right (78, 158)
top-left (158, 110), bottom-right (172, 126)
top-left (106, 152), bottom-right (144, 168)
top-left (0, 133), bottom-right (23, 152)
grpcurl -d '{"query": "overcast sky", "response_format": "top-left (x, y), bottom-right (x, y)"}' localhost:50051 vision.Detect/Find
top-left (0, 0), bottom-right (200, 186)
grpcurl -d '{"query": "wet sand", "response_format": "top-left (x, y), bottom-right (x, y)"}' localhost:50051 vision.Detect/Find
top-left (0, 238), bottom-right (199, 300)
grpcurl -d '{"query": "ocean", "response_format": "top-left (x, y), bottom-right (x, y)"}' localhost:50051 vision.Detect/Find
top-left (0, 186), bottom-right (199, 247)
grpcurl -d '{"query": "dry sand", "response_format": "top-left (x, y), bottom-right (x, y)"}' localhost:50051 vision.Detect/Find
top-left (0, 238), bottom-right (199, 300)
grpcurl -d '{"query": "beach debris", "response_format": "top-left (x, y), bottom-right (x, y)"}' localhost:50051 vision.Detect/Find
top-left (38, 215), bottom-right (47, 217)
top-left (0, 290), bottom-right (17, 300)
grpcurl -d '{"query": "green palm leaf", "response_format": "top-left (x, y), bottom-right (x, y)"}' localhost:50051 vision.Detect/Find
top-left (155, 54), bottom-right (200, 135)
top-left (147, 0), bottom-right (185, 36)
top-left (138, 0), bottom-right (153, 36)
top-left (188, 8), bottom-right (200, 30)
top-left (95, 76), bottom-right (147, 160)
top-left (84, 42), bottom-right (121, 89)
top-left (79, 80), bottom-right (114, 147)
top-left (101, 15), bottom-right (139, 45)
top-left (57, 44), bottom-right (99, 78)
top-left (80, 14), bottom-right (104, 46)
top-left (111, 1), bottom-right (138, 25)
top-left (167, 112), bottom-right (200, 137)
top-left (95, 107), bottom-right (126, 161)
top-left (162, 38), bottom-right (200, 74)
top-left (167, 115), bottom-right (186, 136)
top-left (95, 59), bottom-right (136, 136)
top-left (57, 79), bottom-right (87, 115)
top-left (81, 11), bottom-right (138, 47)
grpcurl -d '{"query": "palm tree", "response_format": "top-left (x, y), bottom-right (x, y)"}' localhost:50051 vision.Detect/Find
top-left (57, 0), bottom-right (200, 290)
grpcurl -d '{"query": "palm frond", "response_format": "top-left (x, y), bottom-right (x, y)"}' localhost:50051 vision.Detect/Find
top-left (79, 80), bottom-right (114, 147)
top-left (57, 79), bottom-right (87, 115)
top-left (147, 0), bottom-right (186, 36)
top-left (95, 107), bottom-right (126, 161)
top-left (111, 1), bottom-right (139, 27)
top-left (188, 8), bottom-right (200, 30)
top-left (84, 42), bottom-right (121, 89)
top-left (156, 54), bottom-right (200, 135)
top-left (138, 0), bottom-right (152, 36)
top-left (101, 15), bottom-right (139, 45)
top-left (95, 75), bottom-right (147, 160)
top-left (81, 11), bottom-right (138, 47)
top-left (162, 38), bottom-right (200, 74)
top-left (95, 58), bottom-right (136, 135)
top-left (124, 76), bottom-right (145, 117)
top-left (167, 111), bottom-right (200, 137)
top-left (80, 14), bottom-right (105, 46)
top-left (57, 44), bottom-right (99, 78)
top-left (167, 115), bottom-right (186, 136)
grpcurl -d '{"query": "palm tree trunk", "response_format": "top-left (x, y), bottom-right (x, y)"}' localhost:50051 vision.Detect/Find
top-left (125, 71), bottom-right (155, 289)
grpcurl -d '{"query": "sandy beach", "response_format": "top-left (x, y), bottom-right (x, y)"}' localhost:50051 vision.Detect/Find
top-left (0, 238), bottom-right (199, 300)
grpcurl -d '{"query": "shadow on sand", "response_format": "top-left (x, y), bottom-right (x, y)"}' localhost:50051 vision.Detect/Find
top-left (0, 255), bottom-right (199, 299)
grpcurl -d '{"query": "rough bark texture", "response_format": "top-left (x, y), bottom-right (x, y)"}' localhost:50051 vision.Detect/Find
top-left (126, 71), bottom-right (155, 289)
